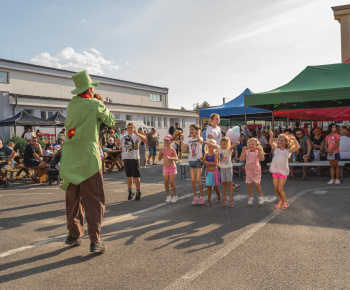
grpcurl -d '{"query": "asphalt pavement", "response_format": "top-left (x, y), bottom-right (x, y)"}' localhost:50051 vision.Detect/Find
top-left (0, 163), bottom-right (349, 289)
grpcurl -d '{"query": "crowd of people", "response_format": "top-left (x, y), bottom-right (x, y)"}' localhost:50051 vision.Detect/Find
top-left (117, 113), bottom-right (349, 212)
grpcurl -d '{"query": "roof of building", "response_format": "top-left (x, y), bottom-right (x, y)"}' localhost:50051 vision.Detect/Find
top-left (0, 58), bottom-right (168, 94)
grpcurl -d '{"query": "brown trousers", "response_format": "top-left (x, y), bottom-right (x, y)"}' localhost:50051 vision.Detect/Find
top-left (66, 169), bottom-right (105, 243)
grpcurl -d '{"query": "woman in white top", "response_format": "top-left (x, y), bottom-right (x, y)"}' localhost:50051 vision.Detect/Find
top-left (269, 130), bottom-right (299, 210)
top-left (206, 113), bottom-right (222, 143)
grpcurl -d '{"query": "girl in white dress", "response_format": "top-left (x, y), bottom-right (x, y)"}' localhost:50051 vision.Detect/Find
top-left (269, 130), bottom-right (300, 209)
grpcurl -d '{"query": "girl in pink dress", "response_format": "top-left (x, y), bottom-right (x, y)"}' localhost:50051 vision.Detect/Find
top-left (269, 130), bottom-right (300, 209)
top-left (325, 123), bottom-right (341, 184)
top-left (158, 135), bottom-right (178, 203)
top-left (239, 138), bottom-right (265, 206)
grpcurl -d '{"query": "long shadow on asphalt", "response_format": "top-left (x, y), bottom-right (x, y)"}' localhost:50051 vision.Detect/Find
top-left (0, 200), bottom-right (63, 214)
top-left (0, 209), bottom-right (66, 230)
top-left (0, 247), bottom-right (99, 283)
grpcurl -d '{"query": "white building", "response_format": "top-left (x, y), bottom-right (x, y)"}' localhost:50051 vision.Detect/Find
top-left (0, 59), bottom-right (199, 141)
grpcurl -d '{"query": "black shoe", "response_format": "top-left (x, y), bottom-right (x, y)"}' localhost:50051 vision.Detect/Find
top-left (128, 191), bottom-right (135, 200)
top-left (90, 242), bottom-right (106, 253)
top-left (135, 191), bottom-right (141, 201)
top-left (65, 235), bottom-right (82, 246)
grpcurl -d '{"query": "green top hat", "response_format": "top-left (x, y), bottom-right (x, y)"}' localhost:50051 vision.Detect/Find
top-left (71, 70), bottom-right (99, 95)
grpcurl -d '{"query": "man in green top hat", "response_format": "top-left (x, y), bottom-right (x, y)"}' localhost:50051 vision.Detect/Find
top-left (60, 70), bottom-right (115, 253)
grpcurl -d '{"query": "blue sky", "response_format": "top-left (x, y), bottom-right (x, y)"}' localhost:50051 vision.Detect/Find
top-left (1, 0), bottom-right (349, 109)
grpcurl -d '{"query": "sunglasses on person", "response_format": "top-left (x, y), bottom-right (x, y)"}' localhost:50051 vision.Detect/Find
top-left (296, 133), bottom-right (303, 136)
top-left (32, 139), bottom-right (37, 142)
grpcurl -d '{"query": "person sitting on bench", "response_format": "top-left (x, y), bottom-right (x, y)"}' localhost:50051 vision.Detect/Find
top-left (23, 137), bottom-right (47, 181)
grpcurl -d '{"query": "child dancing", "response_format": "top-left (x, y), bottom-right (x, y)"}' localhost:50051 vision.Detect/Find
top-left (200, 137), bottom-right (238, 207)
top-left (269, 130), bottom-right (300, 209)
top-left (158, 134), bottom-right (179, 203)
top-left (240, 138), bottom-right (265, 206)
top-left (201, 139), bottom-right (221, 206)
top-left (181, 124), bottom-right (205, 205)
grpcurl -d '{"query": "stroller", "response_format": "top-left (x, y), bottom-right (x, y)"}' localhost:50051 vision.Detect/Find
top-left (48, 150), bottom-right (61, 185)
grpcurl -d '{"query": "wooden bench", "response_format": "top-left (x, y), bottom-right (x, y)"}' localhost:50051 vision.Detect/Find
top-left (14, 165), bottom-right (48, 183)
top-left (102, 150), bottom-right (122, 173)
top-left (267, 161), bottom-right (346, 181)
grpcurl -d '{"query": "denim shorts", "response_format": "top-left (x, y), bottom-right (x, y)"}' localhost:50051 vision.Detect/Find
top-left (148, 146), bottom-right (157, 156)
top-left (189, 159), bottom-right (203, 169)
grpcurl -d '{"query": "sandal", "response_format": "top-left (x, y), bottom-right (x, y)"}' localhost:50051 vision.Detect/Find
top-left (217, 199), bottom-right (222, 205)
top-left (31, 176), bottom-right (39, 183)
top-left (228, 199), bottom-right (234, 208)
top-left (281, 202), bottom-right (289, 209)
top-left (205, 201), bottom-right (211, 207)
top-left (222, 198), bottom-right (228, 207)
top-left (275, 202), bottom-right (283, 209)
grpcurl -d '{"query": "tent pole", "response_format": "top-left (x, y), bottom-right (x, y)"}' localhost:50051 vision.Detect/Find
top-left (55, 126), bottom-right (57, 143)
top-left (287, 115), bottom-right (289, 129)
top-left (244, 106), bottom-right (247, 127)
top-left (272, 110), bottom-right (275, 132)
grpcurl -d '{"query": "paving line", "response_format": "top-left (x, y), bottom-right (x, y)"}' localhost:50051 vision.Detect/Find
top-left (164, 186), bottom-right (348, 290)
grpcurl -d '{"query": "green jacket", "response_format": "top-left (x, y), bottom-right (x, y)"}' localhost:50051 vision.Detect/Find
top-left (60, 96), bottom-right (115, 190)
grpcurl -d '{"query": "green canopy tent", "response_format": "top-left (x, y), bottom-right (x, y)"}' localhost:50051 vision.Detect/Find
top-left (244, 62), bottom-right (350, 111)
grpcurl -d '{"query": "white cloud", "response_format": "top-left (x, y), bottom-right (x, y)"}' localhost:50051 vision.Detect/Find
top-left (81, 19), bottom-right (88, 23)
top-left (29, 47), bottom-right (120, 75)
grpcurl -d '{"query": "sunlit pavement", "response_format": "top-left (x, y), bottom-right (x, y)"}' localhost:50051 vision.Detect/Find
top-left (1, 165), bottom-right (349, 289)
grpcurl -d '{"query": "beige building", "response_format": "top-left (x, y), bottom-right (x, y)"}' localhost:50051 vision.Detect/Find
top-left (0, 58), bottom-right (198, 140)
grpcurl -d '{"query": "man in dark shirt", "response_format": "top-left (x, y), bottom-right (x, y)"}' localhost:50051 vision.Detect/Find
top-left (23, 138), bottom-right (46, 180)
top-left (99, 127), bottom-right (108, 147)
top-left (0, 140), bottom-right (18, 183)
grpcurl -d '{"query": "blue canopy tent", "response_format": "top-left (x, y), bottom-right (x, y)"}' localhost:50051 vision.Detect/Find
top-left (198, 88), bottom-right (273, 122)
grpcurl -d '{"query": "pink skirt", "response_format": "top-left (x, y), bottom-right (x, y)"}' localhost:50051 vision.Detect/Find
top-left (205, 169), bottom-right (221, 186)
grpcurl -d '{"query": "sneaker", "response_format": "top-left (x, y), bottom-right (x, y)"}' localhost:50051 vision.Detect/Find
top-left (128, 190), bottom-right (135, 200)
top-left (327, 179), bottom-right (335, 185)
top-left (233, 183), bottom-right (240, 189)
top-left (144, 166), bottom-right (147, 168)
top-left (198, 196), bottom-right (205, 205)
top-left (135, 191), bottom-right (141, 201)
top-left (65, 235), bottom-right (82, 247)
top-left (166, 196), bottom-right (172, 203)
top-left (179, 160), bottom-right (182, 163)
top-left (171, 196), bottom-right (178, 203)
top-left (258, 197), bottom-right (264, 205)
top-left (335, 179), bottom-right (341, 184)
top-left (192, 197), bottom-right (199, 205)
top-left (90, 242), bottom-right (106, 253)
top-left (248, 197), bottom-right (254, 206)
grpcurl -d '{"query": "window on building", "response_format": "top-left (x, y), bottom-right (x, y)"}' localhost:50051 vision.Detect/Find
top-left (0, 71), bottom-right (9, 83)
top-left (335, 121), bottom-right (344, 125)
top-left (24, 109), bottom-right (34, 115)
top-left (182, 118), bottom-right (185, 128)
top-left (40, 111), bottom-right (55, 119)
top-left (164, 117), bottom-right (167, 128)
top-left (143, 116), bottom-right (155, 127)
top-left (150, 94), bottom-right (162, 102)
top-left (158, 116), bottom-right (162, 128)
top-left (126, 114), bottom-right (132, 121)
top-left (115, 113), bottom-right (120, 120)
